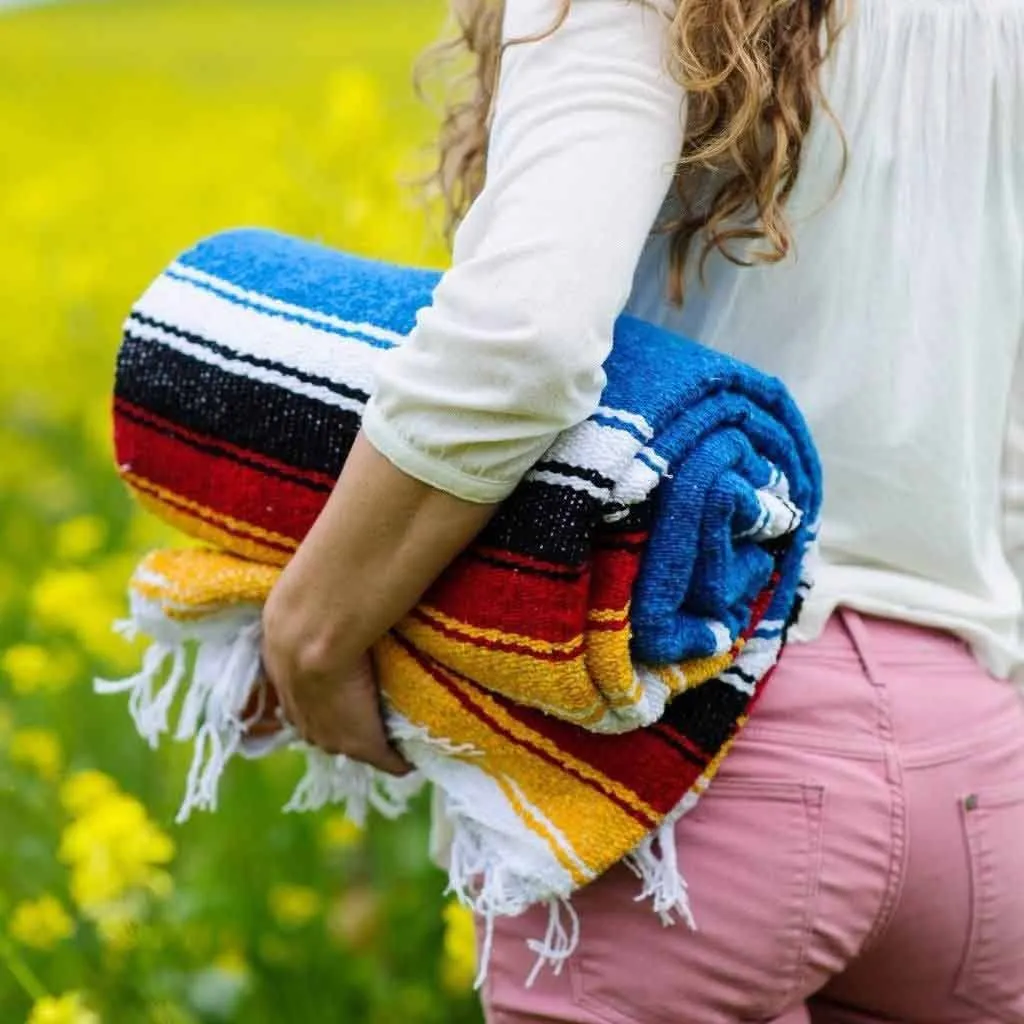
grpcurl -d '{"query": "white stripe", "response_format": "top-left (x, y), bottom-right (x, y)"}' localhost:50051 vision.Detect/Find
top-left (135, 275), bottom-right (383, 396)
top-left (735, 502), bottom-right (771, 541)
top-left (167, 261), bottom-right (408, 346)
top-left (129, 318), bottom-right (368, 416)
top-left (719, 669), bottom-right (757, 696)
top-left (527, 469), bottom-right (609, 500)
top-left (707, 620), bottom-right (734, 655)
top-left (611, 459), bottom-right (664, 505)
top-left (501, 778), bottom-right (595, 883)
top-left (594, 404), bottom-right (653, 438)
top-left (542, 419), bottom-right (645, 480)
top-left (639, 447), bottom-right (670, 474)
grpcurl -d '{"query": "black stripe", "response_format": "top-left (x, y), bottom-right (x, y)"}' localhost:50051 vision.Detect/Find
top-left (596, 536), bottom-right (647, 554)
top-left (116, 403), bottom-right (333, 494)
top-left (647, 724), bottom-right (708, 768)
top-left (720, 666), bottom-right (758, 688)
top-left (479, 481), bottom-right (599, 565)
top-left (114, 331), bottom-right (653, 569)
top-left (659, 677), bottom-right (752, 753)
top-left (532, 459), bottom-right (615, 491)
top-left (128, 312), bottom-right (370, 405)
top-left (116, 334), bottom-right (360, 476)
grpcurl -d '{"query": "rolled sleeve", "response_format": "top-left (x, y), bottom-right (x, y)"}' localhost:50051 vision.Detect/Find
top-left (363, 0), bottom-right (686, 502)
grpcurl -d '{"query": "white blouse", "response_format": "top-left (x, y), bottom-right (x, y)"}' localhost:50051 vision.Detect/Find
top-left (362, 0), bottom-right (1024, 682)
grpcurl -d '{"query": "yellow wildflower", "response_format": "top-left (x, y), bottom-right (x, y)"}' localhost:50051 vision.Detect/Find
top-left (8, 894), bottom-right (75, 950)
top-left (267, 884), bottom-right (322, 929)
top-left (26, 991), bottom-right (99, 1024)
top-left (212, 945), bottom-right (250, 980)
top-left (59, 791), bottom-right (174, 912)
top-left (2, 644), bottom-right (80, 695)
top-left (320, 813), bottom-right (363, 852)
top-left (30, 568), bottom-right (133, 669)
top-left (54, 516), bottom-right (107, 562)
top-left (59, 770), bottom-right (118, 816)
top-left (10, 728), bottom-right (62, 782)
top-left (440, 899), bottom-right (478, 995)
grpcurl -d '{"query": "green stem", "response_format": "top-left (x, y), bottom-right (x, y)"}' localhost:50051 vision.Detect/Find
top-left (0, 930), bottom-right (49, 1003)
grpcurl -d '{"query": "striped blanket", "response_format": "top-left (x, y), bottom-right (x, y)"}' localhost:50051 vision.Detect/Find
top-left (101, 229), bottom-right (821, 976)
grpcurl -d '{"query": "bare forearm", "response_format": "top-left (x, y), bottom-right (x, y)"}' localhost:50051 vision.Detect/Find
top-left (268, 432), bottom-right (498, 670)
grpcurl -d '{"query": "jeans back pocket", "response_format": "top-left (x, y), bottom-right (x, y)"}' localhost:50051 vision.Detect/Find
top-left (569, 779), bottom-right (825, 1024)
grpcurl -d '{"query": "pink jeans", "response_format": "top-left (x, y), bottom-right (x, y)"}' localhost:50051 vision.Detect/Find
top-left (480, 609), bottom-right (1024, 1023)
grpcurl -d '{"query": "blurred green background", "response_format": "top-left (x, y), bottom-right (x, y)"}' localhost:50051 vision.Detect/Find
top-left (0, 1), bottom-right (485, 1020)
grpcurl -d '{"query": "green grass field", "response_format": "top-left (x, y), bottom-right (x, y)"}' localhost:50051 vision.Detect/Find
top-left (0, 2), bottom-right (486, 1020)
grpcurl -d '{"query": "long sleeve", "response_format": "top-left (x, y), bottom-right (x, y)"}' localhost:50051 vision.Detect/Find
top-left (362, 0), bottom-right (685, 503)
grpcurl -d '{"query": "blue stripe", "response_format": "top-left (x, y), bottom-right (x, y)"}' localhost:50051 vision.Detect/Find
top-left (163, 268), bottom-right (398, 351)
top-left (637, 449), bottom-right (666, 476)
top-left (589, 412), bottom-right (650, 445)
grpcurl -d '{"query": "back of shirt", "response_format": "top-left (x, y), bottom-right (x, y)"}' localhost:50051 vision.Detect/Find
top-left (625, 0), bottom-right (1024, 679)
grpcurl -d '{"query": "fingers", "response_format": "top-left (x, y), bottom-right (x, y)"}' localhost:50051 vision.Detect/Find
top-left (263, 661), bottom-right (412, 777)
top-left (303, 679), bottom-right (412, 776)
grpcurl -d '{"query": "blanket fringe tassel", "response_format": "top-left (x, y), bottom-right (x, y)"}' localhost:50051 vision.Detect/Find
top-left (96, 603), bottom-right (697, 986)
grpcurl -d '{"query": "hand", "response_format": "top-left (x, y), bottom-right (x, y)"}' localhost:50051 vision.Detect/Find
top-left (252, 431), bottom-right (493, 776)
top-left (259, 583), bottom-right (411, 776)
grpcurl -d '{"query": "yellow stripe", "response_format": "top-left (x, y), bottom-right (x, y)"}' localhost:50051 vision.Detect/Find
top-left (397, 614), bottom-right (600, 720)
top-left (126, 474), bottom-right (297, 563)
top-left (587, 606), bottom-right (630, 624)
top-left (132, 549), bottom-right (278, 617)
top-left (415, 604), bottom-right (581, 657)
top-left (583, 626), bottom-right (642, 710)
top-left (438, 662), bottom-right (658, 822)
top-left (379, 636), bottom-right (651, 883)
top-left (492, 775), bottom-right (581, 879)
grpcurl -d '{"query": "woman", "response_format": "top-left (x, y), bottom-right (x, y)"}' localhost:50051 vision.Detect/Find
top-left (261, 0), bottom-right (1024, 1020)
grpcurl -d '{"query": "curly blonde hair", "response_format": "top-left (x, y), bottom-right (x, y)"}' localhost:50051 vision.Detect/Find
top-left (418, 0), bottom-right (845, 304)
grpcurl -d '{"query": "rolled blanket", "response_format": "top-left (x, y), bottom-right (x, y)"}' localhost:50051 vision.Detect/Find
top-left (101, 228), bottom-right (821, 977)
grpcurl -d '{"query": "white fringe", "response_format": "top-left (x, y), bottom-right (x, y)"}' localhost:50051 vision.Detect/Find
top-left (524, 897), bottom-right (581, 988)
top-left (624, 815), bottom-right (697, 930)
top-left (97, 590), bottom-right (702, 986)
top-left (284, 747), bottom-right (424, 825)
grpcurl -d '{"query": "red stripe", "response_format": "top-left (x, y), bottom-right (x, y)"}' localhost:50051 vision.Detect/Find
top-left (426, 557), bottom-right (588, 643)
top-left (114, 415), bottom-right (324, 542)
top-left (127, 476), bottom-right (296, 558)
top-left (471, 546), bottom-right (586, 576)
top-left (419, 647), bottom-right (704, 819)
top-left (494, 696), bottom-right (701, 818)
top-left (588, 544), bottom-right (643, 612)
top-left (114, 398), bottom-right (337, 489)
top-left (394, 636), bottom-right (660, 828)
top-left (427, 544), bottom-right (639, 643)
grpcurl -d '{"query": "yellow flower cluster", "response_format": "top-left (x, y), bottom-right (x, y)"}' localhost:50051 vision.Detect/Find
top-left (1, 644), bottom-right (80, 696)
top-left (31, 569), bottom-right (139, 673)
top-left (0, 0), bottom-right (486, 1017)
top-left (57, 771), bottom-right (174, 949)
top-left (267, 884), bottom-right (322, 929)
top-left (27, 991), bottom-right (99, 1024)
top-left (320, 812), bottom-right (364, 852)
top-left (440, 899), bottom-right (478, 994)
top-left (8, 894), bottom-right (75, 951)
top-left (9, 729), bottom-right (63, 782)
